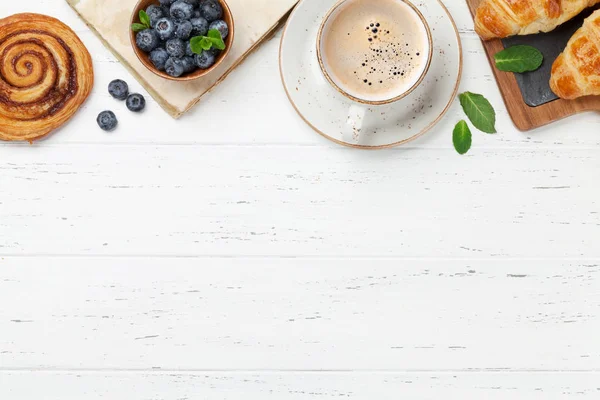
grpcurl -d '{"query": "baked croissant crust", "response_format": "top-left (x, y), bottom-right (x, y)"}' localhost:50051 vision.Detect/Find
top-left (0, 13), bottom-right (94, 141)
top-left (475, 0), bottom-right (600, 40)
top-left (550, 9), bottom-right (600, 98)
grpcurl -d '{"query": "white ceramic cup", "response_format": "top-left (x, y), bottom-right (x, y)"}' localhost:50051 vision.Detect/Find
top-left (317, 0), bottom-right (433, 105)
top-left (316, 0), bottom-right (433, 143)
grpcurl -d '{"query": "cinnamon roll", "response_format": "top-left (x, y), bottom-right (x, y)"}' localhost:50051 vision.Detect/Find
top-left (0, 13), bottom-right (94, 141)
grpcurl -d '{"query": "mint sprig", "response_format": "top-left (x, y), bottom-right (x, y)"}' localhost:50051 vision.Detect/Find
top-left (453, 120), bottom-right (472, 155)
top-left (451, 92), bottom-right (497, 155)
top-left (494, 45), bottom-right (543, 73)
top-left (207, 29), bottom-right (226, 50)
top-left (190, 29), bottom-right (226, 54)
top-left (132, 10), bottom-right (151, 32)
top-left (459, 92), bottom-right (496, 134)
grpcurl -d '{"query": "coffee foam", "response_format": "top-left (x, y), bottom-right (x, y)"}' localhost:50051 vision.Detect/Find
top-left (320, 0), bottom-right (430, 103)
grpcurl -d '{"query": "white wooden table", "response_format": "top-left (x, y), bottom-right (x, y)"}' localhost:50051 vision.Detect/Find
top-left (1, 1), bottom-right (599, 398)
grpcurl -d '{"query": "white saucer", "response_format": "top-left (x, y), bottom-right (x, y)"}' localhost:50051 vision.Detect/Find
top-left (279, 0), bottom-right (463, 148)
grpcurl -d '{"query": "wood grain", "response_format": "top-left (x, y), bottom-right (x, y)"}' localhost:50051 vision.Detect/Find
top-left (1, 1), bottom-right (600, 397)
top-left (1, 258), bottom-right (598, 370)
top-left (466, 0), bottom-right (600, 131)
top-left (1, 145), bottom-right (600, 257)
top-left (1, 372), bottom-right (599, 399)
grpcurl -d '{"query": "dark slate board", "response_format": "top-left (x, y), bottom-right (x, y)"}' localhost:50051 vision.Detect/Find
top-left (501, 6), bottom-right (599, 107)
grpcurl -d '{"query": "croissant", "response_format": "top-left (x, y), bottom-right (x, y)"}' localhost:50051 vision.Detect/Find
top-left (550, 9), bottom-right (600, 98)
top-left (475, 0), bottom-right (600, 40)
top-left (0, 13), bottom-right (94, 141)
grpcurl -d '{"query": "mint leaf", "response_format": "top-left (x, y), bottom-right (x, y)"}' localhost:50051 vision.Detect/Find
top-left (494, 45), bottom-right (543, 73)
top-left (459, 92), bottom-right (496, 134)
top-left (190, 31), bottom-right (227, 54)
top-left (207, 29), bottom-right (226, 50)
top-left (190, 36), bottom-right (213, 53)
top-left (190, 30), bottom-right (227, 54)
top-left (131, 23), bottom-right (147, 32)
top-left (139, 10), bottom-right (151, 29)
top-left (190, 36), bottom-right (204, 54)
top-left (200, 37), bottom-right (213, 50)
top-left (453, 120), bottom-right (472, 155)
top-left (209, 37), bottom-right (225, 50)
top-left (207, 29), bottom-right (221, 39)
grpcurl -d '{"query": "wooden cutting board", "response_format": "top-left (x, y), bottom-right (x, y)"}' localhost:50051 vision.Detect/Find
top-left (466, 0), bottom-right (600, 131)
top-left (67, 0), bottom-right (298, 118)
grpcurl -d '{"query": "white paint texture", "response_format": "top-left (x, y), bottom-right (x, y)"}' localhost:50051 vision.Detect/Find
top-left (1, 1), bottom-right (599, 398)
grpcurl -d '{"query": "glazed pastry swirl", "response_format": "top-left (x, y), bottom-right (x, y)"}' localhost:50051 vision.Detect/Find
top-left (0, 13), bottom-right (93, 141)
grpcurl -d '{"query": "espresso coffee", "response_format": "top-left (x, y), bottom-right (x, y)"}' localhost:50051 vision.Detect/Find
top-left (319, 0), bottom-right (430, 103)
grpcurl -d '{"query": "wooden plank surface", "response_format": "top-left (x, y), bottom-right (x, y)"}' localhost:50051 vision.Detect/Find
top-left (1, 258), bottom-right (599, 370)
top-left (1, 145), bottom-right (600, 257)
top-left (2, 0), bottom-right (600, 398)
top-left (465, 0), bottom-right (600, 131)
top-left (1, 372), bottom-right (599, 399)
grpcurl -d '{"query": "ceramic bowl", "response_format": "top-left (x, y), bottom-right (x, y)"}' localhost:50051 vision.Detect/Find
top-left (130, 0), bottom-right (234, 81)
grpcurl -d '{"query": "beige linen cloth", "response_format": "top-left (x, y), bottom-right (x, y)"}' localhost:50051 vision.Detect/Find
top-left (67, 0), bottom-right (298, 117)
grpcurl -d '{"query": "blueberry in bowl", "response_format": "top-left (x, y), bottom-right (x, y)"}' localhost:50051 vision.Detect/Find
top-left (130, 0), bottom-right (234, 81)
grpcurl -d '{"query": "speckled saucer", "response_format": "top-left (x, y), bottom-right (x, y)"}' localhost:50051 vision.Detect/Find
top-left (279, 0), bottom-right (463, 148)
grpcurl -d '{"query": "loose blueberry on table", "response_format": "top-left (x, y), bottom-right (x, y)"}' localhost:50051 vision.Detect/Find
top-left (126, 93), bottom-right (146, 112)
top-left (108, 79), bottom-right (129, 100)
top-left (97, 111), bottom-right (118, 132)
top-left (133, 0), bottom-right (229, 78)
top-left (99, 80), bottom-right (148, 130)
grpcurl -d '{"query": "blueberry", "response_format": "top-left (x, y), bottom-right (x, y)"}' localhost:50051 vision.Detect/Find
top-left (108, 79), bottom-right (129, 100)
top-left (190, 17), bottom-right (209, 36)
top-left (170, 0), bottom-right (194, 21)
top-left (181, 56), bottom-right (196, 73)
top-left (136, 29), bottom-right (160, 52)
top-left (159, 0), bottom-right (173, 5)
top-left (146, 5), bottom-right (164, 27)
top-left (199, 0), bottom-right (223, 22)
top-left (185, 41), bottom-right (195, 56)
top-left (193, 10), bottom-right (201, 18)
top-left (175, 20), bottom-right (193, 40)
top-left (126, 93), bottom-right (146, 112)
top-left (183, 0), bottom-right (199, 6)
top-left (155, 18), bottom-right (176, 40)
top-left (195, 50), bottom-right (215, 69)
top-left (207, 47), bottom-right (221, 57)
top-left (165, 57), bottom-right (185, 77)
top-left (208, 19), bottom-right (228, 39)
top-left (166, 38), bottom-right (186, 58)
top-left (150, 47), bottom-right (169, 70)
top-left (97, 111), bottom-right (118, 131)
